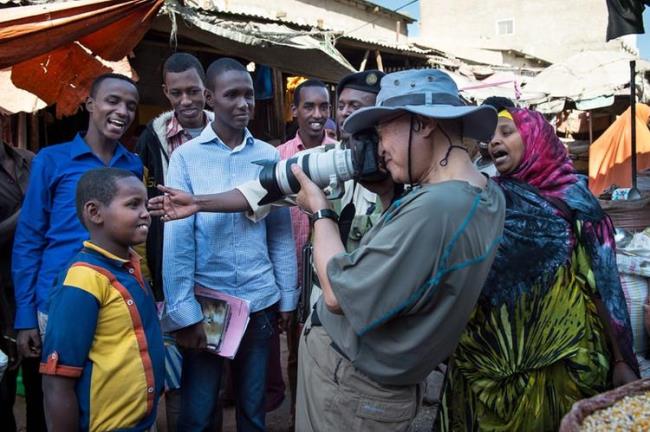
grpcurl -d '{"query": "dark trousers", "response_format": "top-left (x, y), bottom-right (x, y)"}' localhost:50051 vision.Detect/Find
top-left (0, 357), bottom-right (46, 432)
top-left (179, 306), bottom-right (277, 432)
top-left (264, 322), bottom-right (285, 412)
top-left (286, 319), bottom-right (303, 417)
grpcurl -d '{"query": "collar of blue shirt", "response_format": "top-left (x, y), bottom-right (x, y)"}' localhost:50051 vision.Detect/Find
top-left (69, 133), bottom-right (130, 161)
top-left (196, 124), bottom-right (255, 153)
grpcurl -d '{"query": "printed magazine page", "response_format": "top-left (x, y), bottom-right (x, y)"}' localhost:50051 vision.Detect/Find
top-left (195, 285), bottom-right (251, 359)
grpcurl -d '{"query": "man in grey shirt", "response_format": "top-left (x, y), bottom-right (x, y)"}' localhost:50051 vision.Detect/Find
top-left (291, 69), bottom-right (506, 431)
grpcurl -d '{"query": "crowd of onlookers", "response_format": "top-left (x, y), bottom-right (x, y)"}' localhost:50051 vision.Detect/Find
top-left (0, 51), bottom-right (642, 432)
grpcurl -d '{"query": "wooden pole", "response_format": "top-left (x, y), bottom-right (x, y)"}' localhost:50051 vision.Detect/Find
top-left (375, 50), bottom-right (384, 72)
top-left (30, 113), bottom-right (39, 153)
top-left (359, 50), bottom-right (370, 72)
top-left (17, 113), bottom-right (26, 150)
top-left (272, 67), bottom-right (286, 143)
top-left (588, 111), bottom-right (593, 145)
top-left (631, 60), bottom-right (638, 190)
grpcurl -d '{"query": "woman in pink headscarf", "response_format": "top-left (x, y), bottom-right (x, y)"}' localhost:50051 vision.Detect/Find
top-left (441, 108), bottom-right (639, 431)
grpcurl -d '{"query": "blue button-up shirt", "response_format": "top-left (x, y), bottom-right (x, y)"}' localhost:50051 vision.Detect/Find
top-left (12, 133), bottom-right (143, 329)
top-left (162, 126), bottom-right (297, 332)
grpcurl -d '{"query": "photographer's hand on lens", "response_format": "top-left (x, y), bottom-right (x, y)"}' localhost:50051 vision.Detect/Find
top-left (291, 164), bottom-right (330, 214)
top-left (148, 185), bottom-right (200, 221)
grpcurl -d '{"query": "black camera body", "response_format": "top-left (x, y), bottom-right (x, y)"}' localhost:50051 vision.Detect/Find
top-left (348, 128), bottom-right (388, 183)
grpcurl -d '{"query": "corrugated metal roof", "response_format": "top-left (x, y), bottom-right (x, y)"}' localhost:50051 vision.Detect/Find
top-left (160, 1), bottom-right (355, 82)
top-left (185, 1), bottom-right (310, 27)
top-left (338, 33), bottom-right (431, 56)
top-left (345, 0), bottom-right (415, 23)
top-left (184, 0), bottom-right (414, 24)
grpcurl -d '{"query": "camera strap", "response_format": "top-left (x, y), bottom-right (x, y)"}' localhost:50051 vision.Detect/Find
top-left (338, 181), bottom-right (358, 245)
top-left (338, 202), bottom-right (356, 245)
top-left (298, 243), bottom-right (314, 324)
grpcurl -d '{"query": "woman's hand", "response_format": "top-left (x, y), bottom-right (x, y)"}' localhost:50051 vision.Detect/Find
top-left (291, 165), bottom-right (329, 214)
top-left (612, 361), bottom-right (639, 387)
top-left (147, 185), bottom-right (199, 221)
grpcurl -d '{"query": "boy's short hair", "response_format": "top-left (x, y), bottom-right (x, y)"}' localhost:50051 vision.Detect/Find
top-left (162, 53), bottom-right (206, 84)
top-left (76, 168), bottom-right (138, 227)
top-left (89, 73), bottom-right (137, 98)
top-left (205, 58), bottom-right (247, 91)
top-left (293, 79), bottom-right (327, 106)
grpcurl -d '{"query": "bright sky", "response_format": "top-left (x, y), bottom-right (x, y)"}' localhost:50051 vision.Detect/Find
top-left (370, 1), bottom-right (650, 59)
top-left (638, 9), bottom-right (650, 59)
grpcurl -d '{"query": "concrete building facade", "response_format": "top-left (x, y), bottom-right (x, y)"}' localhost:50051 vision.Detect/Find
top-left (419, 0), bottom-right (637, 63)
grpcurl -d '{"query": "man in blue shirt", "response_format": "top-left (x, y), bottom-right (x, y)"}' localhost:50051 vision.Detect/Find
top-left (12, 73), bottom-right (143, 361)
top-left (162, 58), bottom-right (297, 431)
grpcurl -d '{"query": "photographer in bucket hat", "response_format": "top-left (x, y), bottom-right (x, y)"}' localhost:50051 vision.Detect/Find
top-left (291, 69), bottom-right (506, 432)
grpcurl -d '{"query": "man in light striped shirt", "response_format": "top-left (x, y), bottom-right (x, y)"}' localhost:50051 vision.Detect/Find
top-left (161, 58), bottom-right (297, 432)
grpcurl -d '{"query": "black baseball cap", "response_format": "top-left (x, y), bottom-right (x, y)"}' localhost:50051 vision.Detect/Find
top-left (336, 70), bottom-right (386, 97)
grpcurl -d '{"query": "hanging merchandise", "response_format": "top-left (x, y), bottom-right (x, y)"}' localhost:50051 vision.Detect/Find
top-left (284, 76), bottom-right (307, 122)
top-left (253, 65), bottom-right (273, 101)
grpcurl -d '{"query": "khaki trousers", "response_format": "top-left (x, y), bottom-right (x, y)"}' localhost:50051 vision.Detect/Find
top-left (296, 324), bottom-right (420, 432)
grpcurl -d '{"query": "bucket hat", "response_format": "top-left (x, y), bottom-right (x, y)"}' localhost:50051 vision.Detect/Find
top-left (343, 69), bottom-right (497, 142)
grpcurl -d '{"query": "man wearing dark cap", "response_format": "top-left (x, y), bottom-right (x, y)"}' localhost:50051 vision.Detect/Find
top-left (336, 70), bottom-right (384, 136)
top-left (333, 70), bottom-right (396, 252)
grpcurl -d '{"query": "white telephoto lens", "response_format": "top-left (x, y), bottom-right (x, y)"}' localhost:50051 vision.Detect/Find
top-left (273, 149), bottom-right (355, 195)
top-left (305, 150), bottom-right (355, 189)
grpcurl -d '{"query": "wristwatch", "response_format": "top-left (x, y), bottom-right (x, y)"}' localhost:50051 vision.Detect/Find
top-left (310, 208), bottom-right (339, 224)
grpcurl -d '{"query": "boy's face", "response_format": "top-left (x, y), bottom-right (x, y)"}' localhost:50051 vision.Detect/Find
top-left (86, 78), bottom-right (139, 142)
top-left (99, 177), bottom-right (151, 247)
top-left (163, 68), bottom-right (206, 128)
top-left (206, 70), bottom-right (255, 132)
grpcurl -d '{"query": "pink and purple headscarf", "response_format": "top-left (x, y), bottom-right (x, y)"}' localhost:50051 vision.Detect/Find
top-left (504, 108), bottom-right (577, 200)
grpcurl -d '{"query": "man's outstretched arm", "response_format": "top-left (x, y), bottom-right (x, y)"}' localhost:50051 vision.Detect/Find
top-left (148, 185), bottom-right (252, 221)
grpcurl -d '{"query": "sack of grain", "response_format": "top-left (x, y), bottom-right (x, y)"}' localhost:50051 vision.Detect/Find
top-left (559, 378), bottom-right (650, 431)
top-left (619, 273), bottom-right (649, 355)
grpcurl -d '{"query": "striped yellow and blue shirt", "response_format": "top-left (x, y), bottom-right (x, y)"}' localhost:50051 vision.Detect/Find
top-left (40, 241), bottom-right (164, 432)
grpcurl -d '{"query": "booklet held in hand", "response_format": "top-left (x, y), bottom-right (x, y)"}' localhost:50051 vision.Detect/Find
top-left (195, 285), bottom-right (250, 359)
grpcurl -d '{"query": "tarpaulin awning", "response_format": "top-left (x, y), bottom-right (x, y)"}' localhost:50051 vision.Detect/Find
top-left (459, 71), bottom-right (521, 103)
top-left (520, 50), bottom-right (650, 111)
top-left (0, 68), bottom-right (46, 115)
top-left (0, 0), bottom-right (163, 117)
top-left (0, 0), bottom-right (163, 68)
top-left (589, 103), bottom-right (650, 196)
top-left (157, 0), bottom-right (355, 83)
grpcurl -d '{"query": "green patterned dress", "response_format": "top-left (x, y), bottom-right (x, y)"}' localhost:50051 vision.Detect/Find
top-left (440, 179), bottom-right (637, 431)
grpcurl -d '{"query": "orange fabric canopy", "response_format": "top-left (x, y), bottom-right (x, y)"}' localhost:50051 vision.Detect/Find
top-left (0, 0), bottom-right (163, 117)
top-left (0, 0), bottom-right (163, 68)
top-left (589, 104), bottom-right (650, 196)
